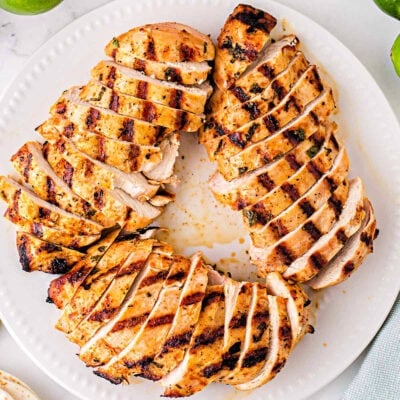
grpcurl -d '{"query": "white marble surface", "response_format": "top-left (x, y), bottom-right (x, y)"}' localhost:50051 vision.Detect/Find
top-left (0, 0), bottom-right (399, 399)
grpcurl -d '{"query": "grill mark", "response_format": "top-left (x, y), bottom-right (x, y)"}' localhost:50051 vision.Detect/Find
top-left (229, 86), bottom-right (250, 102)
top-left (192, 325), bottom-right (224, 349)
top-left (38, 206), bottom-right (51, 220)
top-left (63, 123), bottom-right (75, 138)
top-left (276, 243), bottom-right (295, 265)
top-left (119, 119), bottom-right (135, 141)
top-left (229, 313), bottom-right (248, 329)
top-left (125, 356), bottom-right (153, 370)
top-left (180, 43), bottom-right (195, 61)
top-left (147, 313), bottom-right (174, 328)
top-left (83, 159), bottom-right (94, 178)
top-left (168, 89), bottom-right (183, 109)
top-left (88, 307), bottom-right (118, 322)
top-left (328, 196), bottom-right (343, 218)
top-left (242, 102), bottom-right (261, 120)
top-left (133, 58), bottom-right (146, 72)
top-left (140, 270), bottom-right (168, 287)
top-left (284, 128), bottom-right (306, 146)
top-left (111, 313), bottom-right (149, 333)
top-left (166, 270), bottom-right (186, 284)
top-left (336, 228), bottom-right (348, 244)
top-left (32, 222), bottom-right (43, 238)
top-left (161, 331), bottom-right (192, 353)
top-left (181, 291), bottom-right (204, 306)
top-left (97, 136), bottom-right (106, 162)
top-left (222, 352), bottom-right (240, 371)
top-left (164, 67), bottom-right (182, 83)
top-left (343, 261), bottom-right (355, 275)
top-left (21, 152), bottom-right (32, 180)
top-left (281, 182), bottom-right (300, 200)
top-left (228, 132), bottom-right (246, 149)
top-left (325, 176), bottom-right (337, 192)
top-left (86, 108), bottom-right (101, 129)
top-left (330, 134), bottom-right (340, 150)
top-left (136, 81), bottom-right (148, 99)
top-left (253, 321), bottom-right (268, 342)
top-left (271, 80), bottom-right (287, 100)
top-left (263, 114), bottom-right (279, 132)
top-left (233, 9), bottom-right (276, 34)
top-left (45, 177), bottom-right (57, 204)
top-left (250, 203), bottom-right (273, 225)
top-left (93, 188), bottom-right (105, 209)
top-left (202, 362), bottom-right (222, 378)
top-left (17, 234), bottom-right (31, 271)
top-left (285, 96), bottom-right (300, 112)
top-left (146, 37), bottom-right (156, 60)
top-left (116, 260), bottom-right (145, 277)
top-left (269, 219), bottom-right (289, 239)
top-left (258, 63), bottom-right (274, 79)
top-left (106, 66), bottom-right (116, 89)
top-left (311, 68), bottom-right (324, 92)
top-left (175, 110), bottom-right (188, 131)
top-left (128, 145), bottom-right (140, 171)
top-left (310, 252), bottom-right (326, 270)
top-left (272, 360), bottom-right (286, 374)
top-left (307, 161), bottom-right (323, 180)
top-left (302, 221), bottom-right (322, 241)
top-left (299, 199), bottom-right (316, 217)
top-left (142, 102), bottom-right (156, 123)
top-left (285, 153), bottom-right (302, 170)
top-left (93, 370), bottom-right (123, 385)
top-left (242, 347), bottom-right (268, 368)
top-left (202, 291), bottom-right (224, 309)
top-left (55, 102), bottom-right (66, 114)
top-left (360, 232), bottom-right (373, 247)
top-left (309, 111), bottom-right (319, 125)
top-left (257, 172), bottom-right (275, 191)
top-left (82, 265), bottom-right (120, 290)
top-left (50, 258), bottom-right (70, 274)
top-left (109, 92), bottom-right (119, 112)
top-left (155, 126), bottom-right (167, 142)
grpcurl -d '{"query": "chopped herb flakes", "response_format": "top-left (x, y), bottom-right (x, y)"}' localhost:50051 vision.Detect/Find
top-left (293, 128), bottom-right (306, 141)
top-left (112, 37), bottom-right (120, 47)
top-left (306, 145), bottom-right (320, 158)
top-left (243, 209), bottom-right (258, 227)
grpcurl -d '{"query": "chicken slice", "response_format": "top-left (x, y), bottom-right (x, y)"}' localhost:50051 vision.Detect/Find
top-left (4, 207), bottom-right (100, 249)
top-left (234, 295), bottom-right (292, 391)
top-left (265, 272), bottom-right (311, 347)
top-left (213, 52), bottom-right (309, 131)
top-left (220, 282), bottom-right (269, 385)
top-left (47, 228), bottom-right (121, 309)
top-left (47, 87), bottom-right (171, 145)
top-left (0, 176), bottom-right (103, 236)
top-left (242, 128), bottom-right (340, 231)
top-left (95, 255), bottom-right (191, 383)
top-left (80, 80), bottom-right (204, 132)
top-left (283, 177), bottom-right (366, 282)
top-left (160, 270), bottom-right (226, 397)
top-left (252, 178), bottom-right (349, 248)
top-left (55, 237), bottom-right (154, 334)
top-left (79, 246), bottom-right (174, 367)
top-left (11, 141), bottom-right (112, 227)
top-left (92, 61), bottom-right (212, 114)
top-left (105, 22), bottom-right (214, 64)
top-left (209, 35), bottom-right (299, 111)
top-left (145, 253), bottom-right (209, 380)
top-left (107, 51), bottom-right (211, 85)
top-left (254, 174), bottom-right (350, 273)
top-left (16, 232), bottom-right (83, 274)
top-left (212, 4), bottom-right (277, 91)
top-left (206, 88), bottom-right (335, 164)
top-left (307, 198), bottom-right (377, 289)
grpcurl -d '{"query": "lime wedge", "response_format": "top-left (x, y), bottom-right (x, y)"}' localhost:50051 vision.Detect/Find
top-left (391, 34), bottom-right (400, 77)
top-left (0, 0), bottom-right (63, 15)
top-left (374, 0), bottom-right (400, 20)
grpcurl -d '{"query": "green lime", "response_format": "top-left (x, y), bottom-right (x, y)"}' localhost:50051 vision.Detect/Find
top-left (374, 0), bottom-right (400, 20)
top-left (0, 0), bottom-right (63, 15)
top-left (391, 34), bottom-right (400, 77)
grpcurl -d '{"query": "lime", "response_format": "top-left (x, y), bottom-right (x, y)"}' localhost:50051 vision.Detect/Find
top-left (374, 0), bottom-right (400, 20)
top-left (391, 34), bottom-right (400, 77)
top-left (0, 0), bottom-right (63, 15)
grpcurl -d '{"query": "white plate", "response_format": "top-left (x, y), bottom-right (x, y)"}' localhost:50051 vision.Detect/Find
top-left (0, 0), bottom-right (399, 400)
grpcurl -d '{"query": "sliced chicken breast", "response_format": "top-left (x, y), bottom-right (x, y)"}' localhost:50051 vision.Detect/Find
top-left (16, 232), bottom-right (83, 274)
top-left (220, 283), bottom-right (269, 385)
top-left (80, 80), bottom-right (204, 132)
top-left (242, 130), bottom-right (340, 231)
top-left (234, 295), bottom-right (292, 391)
top-left (307, 198), bottom-right (377, 289)
top-left (105, 22), bottom-right (214, 64)
top-left (265, 272), bottom-right (311, 347)
top-left (55, 237), bottom-right (154, 334)
top-left (47, 228), bottom-right (121, 309)
top-left (4, 207), bottom-right (100, 249)
top-left (283, 177), bottom-right (366, 282)
top-left (46, 87), bottom-right (171, 145)
top-left (79, 247), bottom-right (174, 367)
top-left (161, 271), bottom-right (226, 397)
top-left (0, 176), bottom-right (104, 236)
top-left (212, 4), bottom-right (277, 90)
top-left (209, 35), bottom-right (300, 111)
top-left (145, 254), bottom-right (209, 380)
top-left (92, 61), bottom-right (212, 114)
top-left (95, 255), bottom-right (191, 383)
top-left (11, 141), bottom-right (111, 226)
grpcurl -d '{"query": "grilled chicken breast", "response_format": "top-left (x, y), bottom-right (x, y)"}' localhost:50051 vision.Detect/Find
top-left (16, 232), bottom-right (83, 274)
